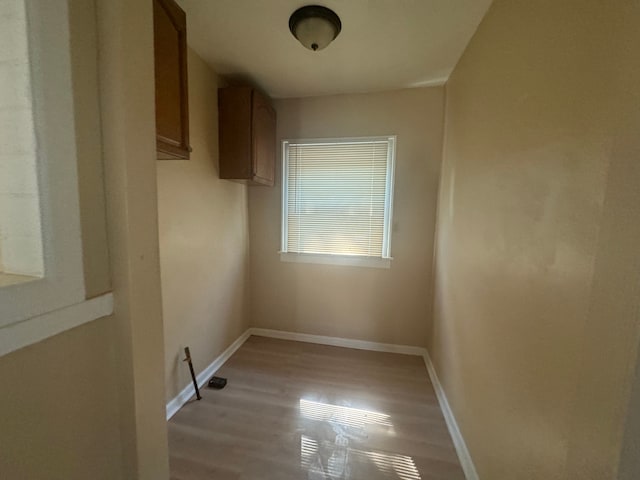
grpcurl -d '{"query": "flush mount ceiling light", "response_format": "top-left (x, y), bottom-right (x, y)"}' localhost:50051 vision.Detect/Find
top-left (289, 5), bottom-right (342, 51)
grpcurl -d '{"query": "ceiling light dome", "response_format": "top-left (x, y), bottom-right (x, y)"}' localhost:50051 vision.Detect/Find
top-left (289, 5), bottom-right (342, 51)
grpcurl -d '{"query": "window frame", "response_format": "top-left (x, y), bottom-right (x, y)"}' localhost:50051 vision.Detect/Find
top-left (280, 136), bottom-right (396, 268)
top-left (0, 0), bottom-right (113, 357)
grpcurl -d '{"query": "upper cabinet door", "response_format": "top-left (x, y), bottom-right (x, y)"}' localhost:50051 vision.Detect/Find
top-left (218, 86), bottom-right (276, 186)
top-left (153, 0), bottom-right (191, 159)
top-left (251, 91), bottom-right (276, 186)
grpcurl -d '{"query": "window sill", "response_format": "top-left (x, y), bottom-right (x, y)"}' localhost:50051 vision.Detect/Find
top-left (0, 273), bottom-right (39, 288)
top-left (279, 252), bottom-right (392, 269)
top-left (0, 292), bottom-right (114, 357)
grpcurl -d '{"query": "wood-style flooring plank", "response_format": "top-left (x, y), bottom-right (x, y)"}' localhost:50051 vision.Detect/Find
top-left (168, 336), bottom-right (465, 480)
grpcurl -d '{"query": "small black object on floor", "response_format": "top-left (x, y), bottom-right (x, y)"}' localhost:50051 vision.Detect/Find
top-left (208, 376), bottom-right (227, 389)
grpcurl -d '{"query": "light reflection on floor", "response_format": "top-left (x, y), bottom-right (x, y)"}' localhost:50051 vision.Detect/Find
top-left (299, 398), bottom-right (421, 480)
top-left (299, 398), bottom-right (394, 429)
top-left (361, 450), bottom-right (422, 480)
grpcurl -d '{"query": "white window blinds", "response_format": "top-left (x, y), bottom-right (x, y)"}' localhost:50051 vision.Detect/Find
top-left (282, 137), bottom-right (395, 258)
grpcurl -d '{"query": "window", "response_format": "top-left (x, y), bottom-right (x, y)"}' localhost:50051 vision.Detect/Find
top-left (0, 0), bottom-right (113, 357)
top-left (281, 136), bottom-right (396, 268)
top-left (0, 0), bottom-right (44, 282)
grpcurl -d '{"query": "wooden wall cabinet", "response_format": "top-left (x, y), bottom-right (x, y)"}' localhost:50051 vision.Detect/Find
top-left (218, 86), bottom-right (276, 186)
top-left (153, 0), bottom-right (191, 159)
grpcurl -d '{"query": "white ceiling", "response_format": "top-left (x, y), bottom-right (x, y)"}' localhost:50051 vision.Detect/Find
top-left (177, 0), bottom-right (493, 99)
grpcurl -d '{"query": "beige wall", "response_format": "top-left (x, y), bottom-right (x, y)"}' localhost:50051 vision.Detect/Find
top-left (0, 317), bottom-right (123, 479)
top-left (563, 2), bottom-right (640, 475)
top-left (158, 49), bottom-right (250, 402)
top-left (431, 0), bottom-right (640, 479)
top-left (249, 88), bottom-right (444, 346)
top-left (96, 0), bottom-right (170, 476)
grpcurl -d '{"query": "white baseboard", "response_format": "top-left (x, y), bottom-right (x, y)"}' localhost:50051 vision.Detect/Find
top-left (422, 350), bottom-right (479, 480)
top-left (165, 328), bottom-right (252, 420)
top-left (165, 326), bottom-right (479, 479)
top-left (249, 327), bottom-right (426, 356)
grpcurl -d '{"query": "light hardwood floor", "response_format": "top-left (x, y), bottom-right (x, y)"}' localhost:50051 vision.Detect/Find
top-left (168, 335), bottom-right (465, 480)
